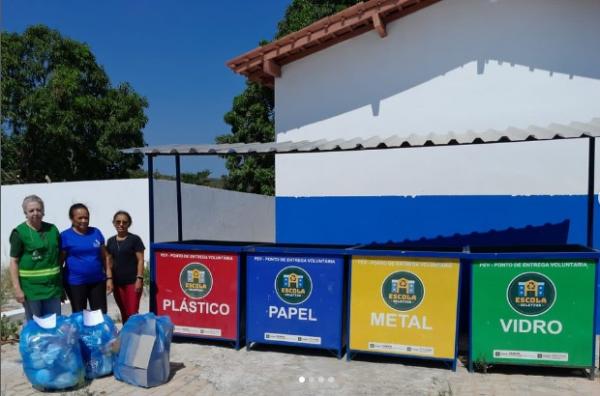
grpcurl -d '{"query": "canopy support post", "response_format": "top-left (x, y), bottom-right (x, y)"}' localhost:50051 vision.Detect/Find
top-left (148, 154), bottom-right (155, 244)
top-left (176, 154), bottom-right (183, 242)
top-left (147, 154), bottom-right (156, 314)
top-left (587, 137), bottom-right (595, 247)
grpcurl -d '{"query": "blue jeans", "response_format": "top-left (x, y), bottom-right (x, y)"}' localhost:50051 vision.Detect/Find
top-left (23, 297), bottom-right (61, 321)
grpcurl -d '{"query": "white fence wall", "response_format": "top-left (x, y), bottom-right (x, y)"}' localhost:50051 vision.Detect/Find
top-left (152, 179), bottom-right (275, 243)
top-left (1, 179), bottom-right (149, 265)
top-left (1, 179), bottom-right (275, 266)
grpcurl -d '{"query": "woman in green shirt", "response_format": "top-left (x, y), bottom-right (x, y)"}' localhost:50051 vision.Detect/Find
top-left (9, 195), bottom-right (62, 321)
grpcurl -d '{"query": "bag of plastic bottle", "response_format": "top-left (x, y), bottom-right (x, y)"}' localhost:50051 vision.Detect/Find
top-left (19, 314), bottom-right (85, 391)
top-left (71, 310), bottom-right (119, 379)
top-left (113, 313), bottom-right (174, 387)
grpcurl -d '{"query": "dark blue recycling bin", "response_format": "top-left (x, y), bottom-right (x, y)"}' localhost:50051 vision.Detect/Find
top-left (245, 244), bottom-right (350, 357)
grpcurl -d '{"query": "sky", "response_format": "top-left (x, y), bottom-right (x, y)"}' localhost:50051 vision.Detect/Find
top-left (2, 0), bottom-right (290, 176)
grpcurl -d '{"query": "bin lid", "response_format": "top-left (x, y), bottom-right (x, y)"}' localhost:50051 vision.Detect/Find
top-left (468, 244), bottom-right (600, 260)
top-left (152, 239), bottom-right (264, 253)
top-left (246, 242), bottom-right (357, 255)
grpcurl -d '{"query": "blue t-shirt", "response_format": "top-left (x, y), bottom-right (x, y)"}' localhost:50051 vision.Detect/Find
top-left (61, 227), bottom-right (105, 285)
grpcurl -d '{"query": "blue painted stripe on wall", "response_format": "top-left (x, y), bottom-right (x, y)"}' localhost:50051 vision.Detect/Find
top-left (276, 195), bottom-right (597, 246)
top-left (276, 194), bottom-right (600, 334)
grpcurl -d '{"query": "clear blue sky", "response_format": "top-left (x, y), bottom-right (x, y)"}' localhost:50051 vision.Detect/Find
top-left (2, 0), bottom-right (290, 176)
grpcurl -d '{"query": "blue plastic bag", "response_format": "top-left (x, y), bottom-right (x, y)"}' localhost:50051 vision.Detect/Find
top-left (19, 314), bottom-right (85, 391)
top-left (71, 310), bottom-right (119, 379)
top-left (114, 313), bottom-right (173, 388)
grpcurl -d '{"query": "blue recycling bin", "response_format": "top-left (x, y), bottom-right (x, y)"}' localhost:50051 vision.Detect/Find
top-left (245, 244), bottom-right (350, 357)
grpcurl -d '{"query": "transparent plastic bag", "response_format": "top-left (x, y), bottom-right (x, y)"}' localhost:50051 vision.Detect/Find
top-left (71, 310), bottom-right (119, 379)
top-left (19, 314), bottom-right (85, 391)
top-left (113, 313), bottom-right (174, 387)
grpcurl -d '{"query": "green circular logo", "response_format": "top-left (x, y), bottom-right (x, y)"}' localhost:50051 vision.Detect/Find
top-left (507, 272), bottom-right (556, 316)
top-left (381, 271), bottom-right (425, 311)
top-left (274, 266), bottom-right (313, 305)
top-left (179, 263), bottom-right (213, 299)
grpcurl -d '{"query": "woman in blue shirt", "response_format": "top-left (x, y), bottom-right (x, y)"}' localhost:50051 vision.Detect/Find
top-left (61, 203), bottom-right (113, 313)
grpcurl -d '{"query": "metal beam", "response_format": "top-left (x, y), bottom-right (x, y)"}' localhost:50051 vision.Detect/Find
top-left (147, 154), bottom-right (156, 314)
top-left (148, 155), bottom-right (155, 244)
top-left (587, 137), bottom-right (596, 247)
top-left (175, 154), bottom-right (183, 242)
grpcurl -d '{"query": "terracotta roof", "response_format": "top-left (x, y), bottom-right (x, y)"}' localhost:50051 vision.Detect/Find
top-left (227, 0), bottom-right (441, 87)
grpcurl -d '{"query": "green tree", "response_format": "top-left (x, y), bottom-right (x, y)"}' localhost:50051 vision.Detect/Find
top-left (181, 170), bottom-right (215, 186)
top-left (128, 168), bottom-right (226, 189)
top-left (1, 25), bottom-right (147, 184)
top-left (218, 81), bottom-right (275, 195)
top-left (219, 0), bottom-right (360, 195)
top-left (276, 0), bottom-right (359, 38)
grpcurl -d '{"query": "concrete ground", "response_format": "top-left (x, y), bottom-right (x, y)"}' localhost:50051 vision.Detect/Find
top-left (1, 294), bottom-right (599, 396)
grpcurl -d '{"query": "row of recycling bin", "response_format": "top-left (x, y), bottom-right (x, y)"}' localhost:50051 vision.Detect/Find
top-left (150, 241), bottom-right (599, 376)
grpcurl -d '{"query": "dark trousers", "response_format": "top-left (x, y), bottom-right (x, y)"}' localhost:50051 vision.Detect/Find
top-left (23, 297), bottom-right (61, 322)
top-left (65, 281), bottom-right (107, 314)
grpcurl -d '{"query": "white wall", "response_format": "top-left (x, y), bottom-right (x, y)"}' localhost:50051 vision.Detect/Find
top-left (274, 0), bottom-right (600, 197)
top-left (2, 179), bottom-right (275, 266)
top-left (153, 179), bottom-right (275, 243)
top-left (1, 179), bottom-right (149, 265)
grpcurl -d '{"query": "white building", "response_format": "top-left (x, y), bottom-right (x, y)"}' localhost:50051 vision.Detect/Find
top-left (228, 0), bottom-right (600, 247)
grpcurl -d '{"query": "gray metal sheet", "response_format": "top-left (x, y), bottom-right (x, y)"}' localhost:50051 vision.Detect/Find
top-left (123, 118), bottom-right (600, 155)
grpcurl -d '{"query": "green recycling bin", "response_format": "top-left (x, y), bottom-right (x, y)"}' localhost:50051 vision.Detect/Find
top-left (469, 246), bottom-right (598, 378)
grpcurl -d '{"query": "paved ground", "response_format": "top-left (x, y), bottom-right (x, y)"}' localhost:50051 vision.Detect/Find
top-left (1, 294), bottom-right (599, 395)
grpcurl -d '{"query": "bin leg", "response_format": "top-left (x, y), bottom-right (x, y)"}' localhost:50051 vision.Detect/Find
top-left (589, 366), bottom-right (596, 381)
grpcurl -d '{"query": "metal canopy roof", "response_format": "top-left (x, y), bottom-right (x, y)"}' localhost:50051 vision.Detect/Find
top-left (125, 118), bottom-right (600, 156)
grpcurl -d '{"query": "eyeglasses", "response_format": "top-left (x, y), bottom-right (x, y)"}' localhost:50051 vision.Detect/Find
top-left (114, 220), bottom-right (129, 225)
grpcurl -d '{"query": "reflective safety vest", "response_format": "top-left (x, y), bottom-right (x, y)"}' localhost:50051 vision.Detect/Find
top-left (14, 222), bottom-right (62, 300)
top-left (19, 266), bottom-right (61, 277)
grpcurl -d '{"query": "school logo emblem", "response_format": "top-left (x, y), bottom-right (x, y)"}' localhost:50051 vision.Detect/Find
top-left (382, 271), bottom-right (425, 311)
top-left (31, 250), bottom-right (42, 261)
top-left (179, 263), bottom-right (213, 299)
top-left (275, 266), bottom-right (312, 304)
top-left (507, 272), bottom-right (556, 316)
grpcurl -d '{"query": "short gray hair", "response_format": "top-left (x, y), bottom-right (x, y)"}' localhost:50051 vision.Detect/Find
top-left (22, 195), bottom-right (45, 214)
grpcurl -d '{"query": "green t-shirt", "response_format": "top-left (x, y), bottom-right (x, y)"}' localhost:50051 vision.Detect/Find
top-left (10, 222), bottom-right (62, 300)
